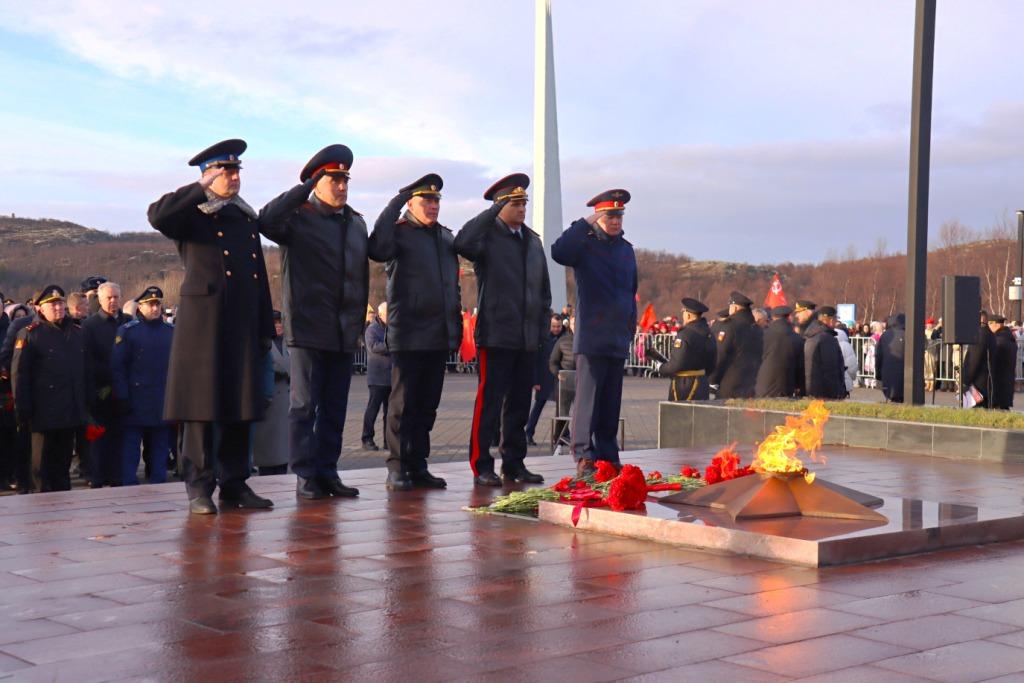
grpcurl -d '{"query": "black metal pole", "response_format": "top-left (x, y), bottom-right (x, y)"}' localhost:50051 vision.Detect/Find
top-left (904, 0), bottom-right (936, 406)
top-left (1017, 210), bottom-right (1023, 324)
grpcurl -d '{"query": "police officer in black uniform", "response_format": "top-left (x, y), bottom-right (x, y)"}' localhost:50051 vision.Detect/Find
top-left (709, 291), bottom-right (762, 399)
top-left (111, 286), bottom-right (175, 485)
top-left (755, 305), bottom-right (802, 397)
top-left (147, 139), bottom-right (275, 514)
top-left (369, 174), bottom-right (462, 491)
top-left (456, 173), bottom-right (550, 486)
top-left (12, 286), bottom-right (90, 492)
top-left (259, 144), bottom-right (367, 500)
top-left (649, 298), bottom-right (716, 401)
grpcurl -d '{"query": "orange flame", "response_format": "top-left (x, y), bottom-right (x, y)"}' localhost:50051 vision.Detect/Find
top-left (752, 401), bottom-right (829, 483)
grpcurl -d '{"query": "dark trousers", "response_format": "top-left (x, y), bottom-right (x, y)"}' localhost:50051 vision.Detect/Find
top-left (288, 348), bottom-right (353, 480)
top-left (525, 384), bottom-right (553, 439)
top-left (12, 424), bottom-right (31, 490)
top-left (122, 425), bottom-right (171, 485)
top-left (362, 385), bottom-right (391, 444)
top-left (30, 428), bottom-right (76, 492)
top-left (469, 347), bottom-right (535, 475)
top-left (89, 417), bottom-right (123, 486)
top-left (386, 351), bottom-right (446, 474)
top-left (571, 354), bottom-right (625, 465)
top-left (180, 421), bottom-right (251, 499)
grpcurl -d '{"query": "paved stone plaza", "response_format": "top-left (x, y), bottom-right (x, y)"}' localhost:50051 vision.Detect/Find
top-left (2, 439), bottom-right (1024, 681)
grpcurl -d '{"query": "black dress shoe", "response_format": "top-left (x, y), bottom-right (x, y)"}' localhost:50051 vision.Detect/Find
top-left (220, 484), bottom-right (273, 509)
top-left (409, 469), bottom-right (447, 489)
top-left (502, 468), bottom-right (545, 484)
top-left (526, 436), bottom-right (538, 447)
top-left (296, 476), bottom-right (328, 500)
top-left (385, 470), bottom-right (413, 491)
top-left (320, 476), bottom-right (359, 498)
top-left (189, 495), bottom-right (218, 515)
top-left (361, 440), bottom-right (380, 451)
top-left (473, 471), bottom-right (502, 487)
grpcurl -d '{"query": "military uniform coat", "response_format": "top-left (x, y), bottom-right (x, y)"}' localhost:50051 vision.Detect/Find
top-left (367, 196), bottom-right (462, 353)
top-left (989, 327), bottom-right (1017, 409)
top-left (82, 310), bottom-right (131, 419)
top-left (710, 308), bottom-right (762, 399)
top-left (110, 317), bottom-right (174, 426)
top-left (454, 204), bottom-right (552, 351)
top-left (12, 317), bottom-right (90, 432)
top-left (755, 318), bottom-right (802, 398)
top-left (148, 183), bottom-right (275, 422)
top-left (875, 316), bottom-right (907, 402)
top-left (258, 183), bottom-right (369, 353)
top-left (804, 321), bottom-right (845, 399)
top-left (657, 318), bottom-right (716, 401)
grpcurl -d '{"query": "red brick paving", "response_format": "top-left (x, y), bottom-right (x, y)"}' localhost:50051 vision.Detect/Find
top-left (0, 446), bottom-right (1023, 681)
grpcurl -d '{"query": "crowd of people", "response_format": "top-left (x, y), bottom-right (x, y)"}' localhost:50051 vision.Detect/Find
top-left (1, 137), bottom-right (1019, 508)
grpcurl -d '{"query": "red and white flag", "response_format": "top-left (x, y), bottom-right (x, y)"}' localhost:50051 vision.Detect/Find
top-left (764, 274), bottom-right (787, 308)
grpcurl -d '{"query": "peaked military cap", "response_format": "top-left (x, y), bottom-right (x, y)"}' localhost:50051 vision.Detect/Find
top-left (818, 305), bottom-right (838, 317)
top-left (990, 314), bottom-right (1007, 324)
top-left (300, 144), bottom-right (354, 182)
top-left (272, 310), bottom-right (283, 322)
top-left (586, 188), bottom-right (630, 215)
top-left (484, 173), bottom-right (529, 202)
top-left (716, 308), bottom-right (730, 319)
top-left (729, 291), bottom-right (752, 307)
top-left (188, 139), bottom-right (246, 171)
top-left (80, 275), bottom-right (107, 293)
top-left (135, 286), bottom-right (163, 304)
top-left (794, 299), bottom-right (817, 313)
top-left (36, 284), bottom-right (66, 305)
top-left (401, 173), bottom-right (443, 199)
top-left (680, 297), bottom-right (708, 315)
top-left (771, 305), bottom-right (793, 317)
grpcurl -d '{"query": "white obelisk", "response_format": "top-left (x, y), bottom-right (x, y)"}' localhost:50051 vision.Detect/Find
top-left (534, 0), bottom-right (567, 312)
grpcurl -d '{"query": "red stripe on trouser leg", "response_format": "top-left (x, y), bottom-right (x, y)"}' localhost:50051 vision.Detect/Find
top-left (469, 347), bottom-right (488, 475)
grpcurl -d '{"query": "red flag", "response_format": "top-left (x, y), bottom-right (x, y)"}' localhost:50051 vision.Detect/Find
top-left (764, 274), bottom-right (788, 308)
top-left (638, 303), bottom-right (657, 331)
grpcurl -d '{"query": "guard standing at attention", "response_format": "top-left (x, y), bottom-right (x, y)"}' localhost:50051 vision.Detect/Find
top-left (648, 297), bottom-right (716, 401)
top-left (147, 139), bottom-right (275, 514)
top-left (456, 173), bottom-right (551, 486)
top-left (755, 305), bottom-right (802, 398)
top-left (111, 286), bottom-right (174, 485)
top-left (369, 174), bottom-right (462, 491)
top-left (259, 144), bottom-right (367, 500)
top-left (12, 286), bottom-right (90, 492)
top-left (552, 189), bottom-right (637, 477)
top-left (709, 291), bottom-right (762, 398)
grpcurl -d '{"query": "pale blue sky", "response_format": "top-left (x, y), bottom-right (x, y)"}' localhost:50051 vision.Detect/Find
top-left (1, 1), bottom-right (1023, 263)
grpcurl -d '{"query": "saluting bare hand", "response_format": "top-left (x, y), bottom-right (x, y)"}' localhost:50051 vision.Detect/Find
top-left (199, 167), bottom-right (225, 189)
top-left (585, 212), bottom-right (602, 226)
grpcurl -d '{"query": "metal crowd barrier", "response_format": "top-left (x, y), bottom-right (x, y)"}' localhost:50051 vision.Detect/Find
top-left (849, 335), bottom-right (1024, 385)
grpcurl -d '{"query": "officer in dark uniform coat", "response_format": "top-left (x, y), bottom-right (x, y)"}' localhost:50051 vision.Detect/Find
top-left (755, 305), bottom-right (802, 397)
top-left (259, 144), bottom-right (367, 501)
top-left (709, 291), bottom-right (762, 399)
top-left (12, 286), bottom-right (89, 492)
top-left (709, 309), bottom-right (730, 342)
top-left (369, 174), bottom-right (462, 491)
top-left (111, 286), bottom-right (174, 485)
top-left (456, 173), bottom-right (551, 486)
top-left (552, 189), bottom-right (637, 476)
top-left (962, 311), bottom-right (996, 408)
top-left (804, 306), bottom-right (846, 399)
top-left (81, 282), bottom-right (130, 487)
top-left (987, 315), bottom-right (1017, 410)
top-left (875, 313), bottom-right (907, 403)
top-left (650, 298), bottom-right (716, 401)
top-left (147, 139), bottom-right (274, 514)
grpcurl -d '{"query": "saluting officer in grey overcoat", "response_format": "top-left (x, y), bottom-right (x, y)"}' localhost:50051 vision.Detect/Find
top-left (147, 139), bottom-right (275, 514)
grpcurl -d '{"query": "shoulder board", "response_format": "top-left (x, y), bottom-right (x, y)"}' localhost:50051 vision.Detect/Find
top-left (621, 237), bottom-right (633, 246)
top-left (349, 207), bottom-right (363, 217)
top-left (25, 321), bottom-right (41, 332)
top-left (123, 319), bottom-right (141, 329)
top-left (440, 224), bottom-right (453, 233)
top-left (522, 225), bottom-right (539, 238)
top-left (396, 218), bottom-right (408, 225)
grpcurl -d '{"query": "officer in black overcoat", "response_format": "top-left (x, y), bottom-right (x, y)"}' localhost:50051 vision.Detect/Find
top-left (709, 291), bottom-right (762, 399)
top-left (650, 298), bottom-right (716, 401)
top-left (755, 305), bottom-right (802, 397)
top-left (368, 174), bottom-right (462, 491)
top-left (259, 144), bottom-right (367, 501)
top-left (875, 313), bottom-right (907, 403)
top-left (456, 173), bottom-right (551, 486)
top-left (804, 306), bottom-right (846, 399)
top-left (987, 315), bottom-right (1017, 410)
top-left (147, 139), bottom-right (274, 514)
top-left (12, 286), bottom-right (90, 492)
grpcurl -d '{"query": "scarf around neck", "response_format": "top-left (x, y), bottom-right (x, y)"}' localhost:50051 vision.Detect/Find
top-left (199, 190), bottom-right (258, 220)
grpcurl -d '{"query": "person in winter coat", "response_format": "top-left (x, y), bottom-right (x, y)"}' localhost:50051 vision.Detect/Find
top-left (804, 306), bottom-right (846, 399)
top-left (525, 314), bottom-right (564, 446)
top-left (651, 298), bottom-right (716, 401)
top-left (253, 311), bottom-right (290, 475)
top-left (875, 313), bottom-right (906, 403)
top-left (987, 315), bottom-right (1017, 410)
top-left (755, 306), bottom-right (802, 398)
top-left (962, 311), bottom-right (995, 408)
top-left (361, 303), bottom-right (391, 451)
top-left (709, 291), bottom-right (762, 398)
top-left (835, 326), bottom-right (859, 394)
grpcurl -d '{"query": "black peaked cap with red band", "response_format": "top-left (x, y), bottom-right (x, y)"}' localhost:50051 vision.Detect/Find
top-left (586, 188), bottom-right (630, 215)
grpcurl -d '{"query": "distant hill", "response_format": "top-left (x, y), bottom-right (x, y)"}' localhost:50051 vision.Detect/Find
top-left (1, 215), bottom-right (1017, 324)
